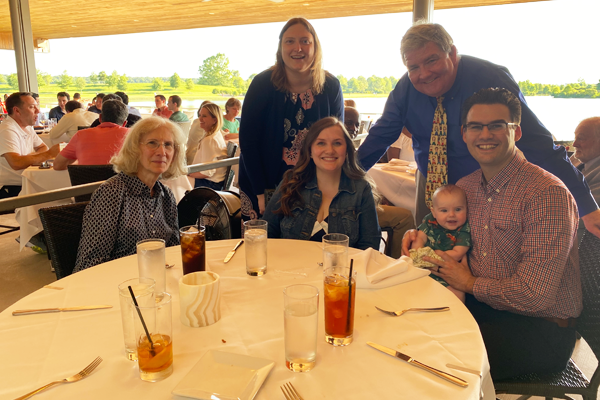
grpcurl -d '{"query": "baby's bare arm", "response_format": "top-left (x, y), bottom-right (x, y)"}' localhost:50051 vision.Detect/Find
top-left (410, 231), bottom-right (428, 250)
top-left (445, 245), bottom-right (469, 261)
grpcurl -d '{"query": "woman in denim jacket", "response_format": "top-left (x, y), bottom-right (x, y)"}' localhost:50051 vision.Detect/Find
top-left (264, 117), bottom-right (381, 250)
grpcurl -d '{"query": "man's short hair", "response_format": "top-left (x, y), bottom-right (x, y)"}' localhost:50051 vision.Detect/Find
top-left (31, 92), bottom-right (39, 100)
top-left (57, 91), bottom-right (70, 100)
top-left (155, 94), bottom-right (166, 103)
top-left (400, 22), bottom-right (454, 66)
top-left (65, 100), bottom-right (82, 113)
top-left (74, 93), bottom-right (81, 99)
top-left (114, 91), bottom-right (129, 105)
top-left (169, 95), bottom-right (182, 108)
top-left (96, 93), bottom-right (106, 99)
top-left (101, 99), bottom-right (128, 125)
top-left (461, 88), bottom-right (522, 126)
top-left (103, 93), bottom-right (122, 102)
top-left (6, 92), bottom-right (33, 115)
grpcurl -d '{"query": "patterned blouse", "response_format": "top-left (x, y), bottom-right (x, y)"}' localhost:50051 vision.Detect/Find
top-left (74, 172), bottom-right (179, 272)
top-left (282, 90), bottom-right (318, 167)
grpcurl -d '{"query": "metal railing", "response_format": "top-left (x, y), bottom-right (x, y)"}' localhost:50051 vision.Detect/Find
top-left (0, 157), bottom-right (239, 213)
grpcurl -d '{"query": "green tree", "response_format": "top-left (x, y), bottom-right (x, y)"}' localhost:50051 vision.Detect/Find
top-left (98, 71), bottom-right (107, 84)
top-left (7, 73), bottom-right (19, 90)
top-left (0, 75), bottom-right (6, 84)
top-left (185, 78), bottom-right (195, 90)
top-left (43, 74), bottom-right (53, 86)
top-left (89, 72), bottom-right (98, 84)
top-left (75, 77), bottom-right (86, 91)
top-left (367, 75), bottom-right (385, 94)
top-left (106, 70), bottom-right (119, 88)
top-left (36, 69), bottom-right (48, 87)
top-left (169, 73), bottom-right (182, 89)
top-left (117, 75), bottom-right (128, 91)
top-left (232, 76), bottom-right (246, 92)
top-left (198, 53), bottom-right (235, 86)
top-left (57, 70), bottom-right (73, 90)
top-left (337, 75), bottom-right (348, 92)
top-left (152, 78), bottom-right (165, 91)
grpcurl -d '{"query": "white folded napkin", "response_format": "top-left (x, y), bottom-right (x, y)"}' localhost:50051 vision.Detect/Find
top-left (352, 248), bottom-right (429, 289)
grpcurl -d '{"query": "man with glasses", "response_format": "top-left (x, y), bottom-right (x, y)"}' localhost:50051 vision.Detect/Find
top-left (357, 23), bottom-right (600, 240)
top-left (419, 88), bottom-right (581, 380)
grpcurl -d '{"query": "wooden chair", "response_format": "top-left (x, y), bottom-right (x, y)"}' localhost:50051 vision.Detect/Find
top-left (494, 230), bottom-right (600, 400)
top-left (67, 165), bottom-right (116, 202)
top-left (221, 141), bottom-right (239, 191)
top-left (38, 202), bottom-right (89, 279)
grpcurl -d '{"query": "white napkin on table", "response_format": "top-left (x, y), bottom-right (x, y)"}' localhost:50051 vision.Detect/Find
top-left (352, 248), bottom-right (430, 289)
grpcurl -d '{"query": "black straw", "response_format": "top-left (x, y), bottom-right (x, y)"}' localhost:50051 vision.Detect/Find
top-left (128, 285), bottom-right (155, 355)
top-left (346, 259), bottom-right (354, 334)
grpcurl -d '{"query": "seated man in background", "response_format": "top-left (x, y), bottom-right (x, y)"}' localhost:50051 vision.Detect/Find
top-left (168, 95), bottom-right (189, 122)
top-left (0, 92), bottom-right (59, 198)
top-left (413, 88), bottom-right (581, 380)
top-left (31, 93), bottom-right (44, 128)
top-left (89, 93), bottom-right (141, 128)
top-left (115, 91), bottom-right (141, 117)
top-left (153, 94), bottom-right (173, 118)
top-left (345, 106), bottom-right (415, 258)
top-left (48, 100), bottom-right (99, 144)
top-left (572, 116), bottom-right (600, 242)
top-left (387, 128), bottom-right (415, 162)
top-left (48, 91), bottom-right (70, 122)
top-left (54, 99), bottom-right (129, 170)
top-left (88, 93), bottom-right (104, 114)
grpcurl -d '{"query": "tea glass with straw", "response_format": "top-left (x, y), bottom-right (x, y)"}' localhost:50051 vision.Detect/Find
top-left (323, 259), bottom-right (356, 346)
top-left (129, 288), bottom-right (173, 382)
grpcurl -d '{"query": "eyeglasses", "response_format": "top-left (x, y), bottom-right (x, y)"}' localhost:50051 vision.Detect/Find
top-left (464, 122), bottom-right (518, 134)
top-left (141, 140), bottom-right (176, 151)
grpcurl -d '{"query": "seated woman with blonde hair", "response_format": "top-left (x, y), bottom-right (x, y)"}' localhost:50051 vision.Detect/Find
top-left (188, 103), bottom-right (228, 190)
top-left (264, 117), bottom-right (381, 250)
top-left (74, 117), bottom-right (187, 272)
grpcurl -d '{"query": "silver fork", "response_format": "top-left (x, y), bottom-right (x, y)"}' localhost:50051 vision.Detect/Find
top-left (280, 382), bottom-right (304, 400)
top-left (375, 305), bottom-right (450, 316)
top-left (15, 356), bottom-right (102, 400)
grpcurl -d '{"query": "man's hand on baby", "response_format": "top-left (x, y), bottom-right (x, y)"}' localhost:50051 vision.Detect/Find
top-left (425, 251), bottom-right (476, 294)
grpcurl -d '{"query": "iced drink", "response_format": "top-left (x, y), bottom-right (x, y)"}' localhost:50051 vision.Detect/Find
top-left (137, 333), bottom-right (173, 381)
top-left (180, 225), bottom-right (206, 275)
top-left (137, 239), bottom-right (166, 300)
top-left (284, 285), bottom-right (319, 372)
top-left (323, 234), bottom-right (349, 270)
top-left (118, 277), bottom-right (155, 360)
top-left (244, 220), bottom-right (268, 276)
top-left (324, 266), bottom-right (356, 346)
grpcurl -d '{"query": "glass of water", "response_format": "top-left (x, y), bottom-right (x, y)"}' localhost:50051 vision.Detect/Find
top-left (284, 284), bottom-right (319, 372)
top-left (137, 239), bottom-right (166, 300)
top-left (243, 220), bottom-right (268, 276)
top-left (117, 277), bottom-right (155, 360)
top-left (322, 233), bottom-right (349, 270)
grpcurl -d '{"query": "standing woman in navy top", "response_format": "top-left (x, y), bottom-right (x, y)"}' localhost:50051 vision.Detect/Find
top-left (239, 17), bottom-right (344, 221)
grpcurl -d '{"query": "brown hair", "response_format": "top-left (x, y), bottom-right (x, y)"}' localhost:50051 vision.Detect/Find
top-left (276, 117), bottom-right (379, 216)
top-left (270, 17), bottom-right (326, 94)
top-left (225, 97), bottom-right (241, 113)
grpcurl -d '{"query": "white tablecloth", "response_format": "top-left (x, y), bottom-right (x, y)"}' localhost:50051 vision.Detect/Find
top-left (368, 164), bottom-right (417, 217)
top-left (0, 239), bottom-right (494, 399)
top-left (15, 167), bottom-right (192, 249)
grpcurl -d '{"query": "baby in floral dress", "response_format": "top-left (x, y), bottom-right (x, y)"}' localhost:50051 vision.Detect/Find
top-left (410, 184), bottom-right (471, 301)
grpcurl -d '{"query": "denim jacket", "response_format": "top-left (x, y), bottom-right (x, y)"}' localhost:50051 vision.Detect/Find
top-left (263, 172), bottom-right (381, 250)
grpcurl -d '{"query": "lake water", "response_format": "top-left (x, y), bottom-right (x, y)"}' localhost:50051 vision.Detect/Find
top-left (131, 96), bottom-right (599, 141)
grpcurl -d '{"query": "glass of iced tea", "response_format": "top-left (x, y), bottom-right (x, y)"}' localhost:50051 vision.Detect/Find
top-left (179, 225), bottom-right (206, 275)
top-left (133, 292), bottom-right (173, 382)
top-left (323, 266), bottom-right (356, 346)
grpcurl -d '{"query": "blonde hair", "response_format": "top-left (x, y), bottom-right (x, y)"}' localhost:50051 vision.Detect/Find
top-left (270, 17), bottom-right (326, 94)
top-left (111, 117), bottom-right (187, 179)
top-left (400, 22), bottom-right (454, 66)
top-left (200, 103), bottom-right (223, 137)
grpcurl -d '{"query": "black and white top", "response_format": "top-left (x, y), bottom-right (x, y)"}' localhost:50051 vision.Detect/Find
top-left (74, 172), bottom-right (179, 272)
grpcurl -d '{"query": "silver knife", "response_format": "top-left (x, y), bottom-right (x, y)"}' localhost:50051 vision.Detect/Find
top-left (13, 305), bottom-right (113, 316)
top-left (367, 341), bottom-right (468, 387)
top-left (224, 240), bottom-right (244, 263)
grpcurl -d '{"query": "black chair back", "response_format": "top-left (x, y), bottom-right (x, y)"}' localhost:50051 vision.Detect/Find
top-left (221, 141), bottom-right (239, 191)
top-left (38, 202), bottom-right (89, 279)
top-left (67, 165), bottom-right (117, 202)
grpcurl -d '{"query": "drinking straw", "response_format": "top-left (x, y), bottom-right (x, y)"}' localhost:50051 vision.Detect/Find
top-left (128, 285), bottom-right (155, 355)
top-left (346, 259), bottom-right (354, 333)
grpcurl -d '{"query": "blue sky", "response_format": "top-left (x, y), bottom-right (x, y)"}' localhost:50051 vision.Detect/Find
top-left (0, 0), bottom-right (598, 85)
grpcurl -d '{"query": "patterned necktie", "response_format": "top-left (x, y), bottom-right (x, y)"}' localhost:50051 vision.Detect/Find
top-left (425, 97), bottom-right (448, 208)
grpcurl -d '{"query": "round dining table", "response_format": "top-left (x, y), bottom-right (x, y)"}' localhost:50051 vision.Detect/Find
top-left (0, 239), bottom-right (495, 399)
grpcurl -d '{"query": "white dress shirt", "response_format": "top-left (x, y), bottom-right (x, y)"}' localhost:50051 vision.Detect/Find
top-left (48, 108), bottom-right (99, 144)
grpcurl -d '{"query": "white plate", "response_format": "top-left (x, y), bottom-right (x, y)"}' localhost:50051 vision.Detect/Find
top-left (172, 350), bottom-right (275, 400)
